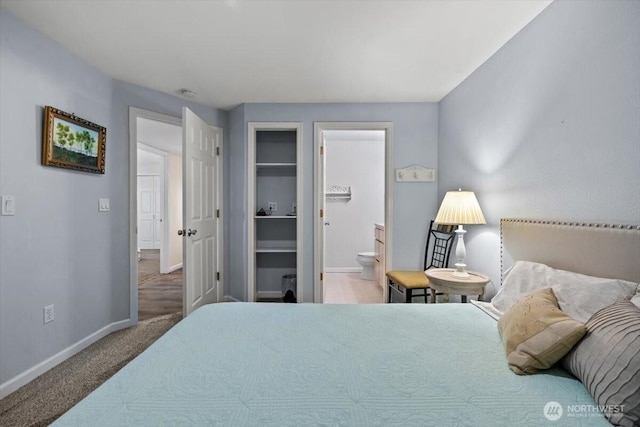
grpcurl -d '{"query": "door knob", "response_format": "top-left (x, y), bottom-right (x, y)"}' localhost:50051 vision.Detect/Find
top-left (178, 229), bottom-right (185, 236)
top-left (188, 229), bottom-right (197, 236)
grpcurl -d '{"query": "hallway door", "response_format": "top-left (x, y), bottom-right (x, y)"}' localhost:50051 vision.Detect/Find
top-left (182, 107), bottom-right (222, 316)
top-left (137, 174), bottom-right (163, 250)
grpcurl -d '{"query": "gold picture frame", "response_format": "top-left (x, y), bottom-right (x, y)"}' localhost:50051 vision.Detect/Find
top-left (42, 106), bottom-right (106, 174)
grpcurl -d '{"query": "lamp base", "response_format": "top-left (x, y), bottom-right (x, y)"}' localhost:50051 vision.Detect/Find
top-left (452, 263), bottom-right (470, 279)
top-left (452, 226), bottom-right (470, 279)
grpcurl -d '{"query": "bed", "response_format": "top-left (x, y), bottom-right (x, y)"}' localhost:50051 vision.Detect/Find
top-left (53, 219), bottom-right (640, 426)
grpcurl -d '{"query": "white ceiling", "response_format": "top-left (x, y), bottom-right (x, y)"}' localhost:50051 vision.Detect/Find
top-left (1, 0), bottom-right (552, 111)
top-left (137, 118), bottom-right (182, 154)
top-left (137, 146), bottom-right (165, 168)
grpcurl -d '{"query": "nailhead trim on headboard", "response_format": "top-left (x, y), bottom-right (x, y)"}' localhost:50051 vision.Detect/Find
top-left (501, 218), bottom-right (640, 230)
top-left (499, 218), bottom-right (640, 285)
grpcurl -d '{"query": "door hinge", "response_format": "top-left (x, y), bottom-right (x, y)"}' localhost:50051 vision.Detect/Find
top-left (216, 272), bottom-right (220, 281)
top-left (320, 272), bottom-right (323, 281)
top-left (320, 146), bottom-right (324, 155)
top-left (320, 209), bottom-right (324, 218)
top-left (216, 146), bottom-right (220, 156)
top-left (216, 209), bottom-right (220, 218)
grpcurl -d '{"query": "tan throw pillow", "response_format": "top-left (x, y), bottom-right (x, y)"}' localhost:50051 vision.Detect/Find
top-left (497, 288), bottom-right (586, 375)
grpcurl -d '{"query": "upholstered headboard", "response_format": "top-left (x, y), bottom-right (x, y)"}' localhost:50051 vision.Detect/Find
top-left (501, 218), bottom-right (640, 284)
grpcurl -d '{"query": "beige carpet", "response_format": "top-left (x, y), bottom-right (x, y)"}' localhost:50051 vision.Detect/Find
top-left (0, 312), bottom-right (182, 427)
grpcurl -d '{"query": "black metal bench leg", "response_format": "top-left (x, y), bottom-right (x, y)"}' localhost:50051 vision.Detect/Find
top-left (405, 288), bottom-right (412, 303)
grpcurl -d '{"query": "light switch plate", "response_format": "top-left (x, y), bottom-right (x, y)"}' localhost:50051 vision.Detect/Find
top-left (395, 165), bottom-right (436, 182)
top-left (1, 196), bottom-right (15, 216)
top-left (99, 198), bottom-right (110, 212)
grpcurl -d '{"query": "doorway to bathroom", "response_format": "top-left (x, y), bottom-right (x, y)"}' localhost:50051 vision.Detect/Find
top-left (314, 122), bottom-right (393, 304)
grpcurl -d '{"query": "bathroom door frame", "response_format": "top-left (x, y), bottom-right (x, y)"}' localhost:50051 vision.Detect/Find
top-left (313, 122), bottom-right (393, 303)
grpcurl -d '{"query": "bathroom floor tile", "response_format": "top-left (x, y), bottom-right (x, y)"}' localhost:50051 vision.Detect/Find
top-left (323, 273), bottom-right (383, 304)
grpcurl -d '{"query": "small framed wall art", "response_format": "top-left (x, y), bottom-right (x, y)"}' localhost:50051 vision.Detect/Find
top-left (42, 106), bottom-right (106, 174)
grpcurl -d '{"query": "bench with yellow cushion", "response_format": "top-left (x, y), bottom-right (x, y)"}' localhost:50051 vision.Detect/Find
top-left (387, 270), bottom-right (433, 303)
top-left (386, 220), bottom-right (455, 303)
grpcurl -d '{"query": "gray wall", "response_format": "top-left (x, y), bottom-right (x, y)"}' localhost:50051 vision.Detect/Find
top-left (0, 10), bottom-right (226, 388)
top-left (438, 0), bottom-right (640, 296)
top-left (227, 103), bottom-right (439, 302)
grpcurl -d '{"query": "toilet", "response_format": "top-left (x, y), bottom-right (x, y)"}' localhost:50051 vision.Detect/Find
top-left (356, 252), bottom-right (376, 281)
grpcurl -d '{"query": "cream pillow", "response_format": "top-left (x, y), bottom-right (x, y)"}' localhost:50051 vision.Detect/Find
top-left (497, 288), bottom-right (586, 375)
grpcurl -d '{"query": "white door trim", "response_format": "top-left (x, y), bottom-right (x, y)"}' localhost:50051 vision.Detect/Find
top-left (215, 127), bottom-right (225, 304)
top-left (128, 107), bottom-right (224, 322)
top-left (129, 108), bottom-right (180, 322)
top-left (247, 122), bottom-right (303, 303)
top-left (313, 122), bottom-right (394, 303)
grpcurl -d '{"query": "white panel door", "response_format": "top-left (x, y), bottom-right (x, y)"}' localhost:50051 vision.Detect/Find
top-left (137, 175), bottom-right (163, 250)
top-left (182, 107), bottom-right (220, 316)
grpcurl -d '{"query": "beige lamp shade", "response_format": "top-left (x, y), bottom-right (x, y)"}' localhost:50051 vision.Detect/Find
top-left (434, 190), bottom-right (486, 225)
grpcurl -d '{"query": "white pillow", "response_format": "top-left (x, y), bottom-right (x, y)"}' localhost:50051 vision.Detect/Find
top-left (470, 300), bottom-right (501, 321)
top-left (491, 261), bottom-right (639, 323)
top-left (632, 293), bottom-right (640, 309)
top-left (491, 261), bottom-right (550, 313)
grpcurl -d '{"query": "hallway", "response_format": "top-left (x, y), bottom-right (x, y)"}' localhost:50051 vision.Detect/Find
top-left (138, 250), bottom-right (182, 320)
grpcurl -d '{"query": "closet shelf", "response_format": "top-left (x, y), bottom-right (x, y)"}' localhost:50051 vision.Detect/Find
top-left (256, 240), bottom-right (297, 253)
top-left (249, 123), bottom-right (301, 303)
top-left (256, 163), bottom-right (296, 177)
top-left (256, 248), bottom-right (297, 253)
top-left (256, 162), bottom-right (296, 168)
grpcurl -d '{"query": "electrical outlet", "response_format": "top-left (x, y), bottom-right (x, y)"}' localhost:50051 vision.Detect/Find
top-left (44, 305), bottom-right (54, 324)
top-left (268, 202), bottom-right (277, 212)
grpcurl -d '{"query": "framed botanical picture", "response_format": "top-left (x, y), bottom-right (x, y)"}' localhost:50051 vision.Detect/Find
top-left (42, 106), bottom-right (106, 174)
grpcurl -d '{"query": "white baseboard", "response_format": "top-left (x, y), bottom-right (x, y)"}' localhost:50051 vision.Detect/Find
top-left (223, 295), bottom-right (241, 302)
top-left (168, 263), bottom-right (183, 273)
top-left (325, 267), bottom-right (362, 273)
top-left (257, 291), bottom-right (283, 300)
top-left (0, 318), bottom-right (132, 399)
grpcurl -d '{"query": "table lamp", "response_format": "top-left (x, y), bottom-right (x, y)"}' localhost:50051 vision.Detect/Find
top-left (434, 189), bottom-right (486, 278)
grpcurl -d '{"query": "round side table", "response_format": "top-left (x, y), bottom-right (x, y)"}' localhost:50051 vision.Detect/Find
top-left (425, 268), bottom-right (490, 303)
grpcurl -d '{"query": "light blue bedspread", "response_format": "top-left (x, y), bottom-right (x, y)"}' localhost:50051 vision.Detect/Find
top-left (53, 303), bottom-right (609, 426)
